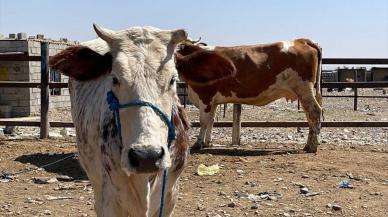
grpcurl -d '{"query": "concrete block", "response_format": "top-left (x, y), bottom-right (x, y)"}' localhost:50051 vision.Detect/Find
top-left (8, 33), bottom-right (16, 39)
top-left (17, 33), bottom-right (27, 40)
top-left (36, 34), bottom-right (44, 39)
top-left (0, 41), bottom-right (11, 48)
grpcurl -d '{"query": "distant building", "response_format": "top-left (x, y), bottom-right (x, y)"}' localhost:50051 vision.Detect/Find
top-left (321, 70), bottom-right (337, 82)
top-left (371, 67), bottom-right (388, 81)
top-left (337, 67), bottom-right (367, 82)
top-left (0, 33), bottom-right (77, 118)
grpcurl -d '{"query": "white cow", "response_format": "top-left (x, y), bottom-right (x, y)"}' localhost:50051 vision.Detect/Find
top-left (50, 24), bottom-right (190, 217)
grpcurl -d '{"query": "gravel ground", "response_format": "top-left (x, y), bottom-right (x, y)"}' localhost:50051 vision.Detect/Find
top-left (0, 88), bottom-right (387, 217)
top-left (0, 140), bottom-right (387, 217)
top-left (2, 89), bottom-right (387, 147)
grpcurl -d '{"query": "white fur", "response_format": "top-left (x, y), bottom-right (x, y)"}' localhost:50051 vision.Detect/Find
top-left (189, 68), bottom-right (306, 146)
top-left (196, 68), bottom-right (300, 106)
top-left (281, 41), bottom-right (294, 53)
top-left (201, 45), bottom-right (216, 51)
top-left (70, 26), bottom-right (187, 217)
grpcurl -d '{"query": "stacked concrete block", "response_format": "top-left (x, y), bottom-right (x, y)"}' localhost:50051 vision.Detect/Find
top-left (0, 37), bottom-right (75, 117)
top-left (0, 40), bottom-right (31, 117)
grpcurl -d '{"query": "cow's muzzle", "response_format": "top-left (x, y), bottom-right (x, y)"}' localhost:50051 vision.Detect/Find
top-left (128, 147), bottom-right (165, 173)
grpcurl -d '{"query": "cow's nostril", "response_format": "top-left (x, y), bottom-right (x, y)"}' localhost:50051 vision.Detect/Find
top-left (128, 149), bottom-right (140, 167)
top-left (128, 147), bottom-right (165, 172)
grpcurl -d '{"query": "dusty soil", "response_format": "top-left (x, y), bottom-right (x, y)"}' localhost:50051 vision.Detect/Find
top-left (0, 139), bottom-right (387, 217)
top-left (0, 88), bottom-right (387, 216)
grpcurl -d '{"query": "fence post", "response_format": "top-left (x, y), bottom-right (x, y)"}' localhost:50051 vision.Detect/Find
top-left (297, 99), bottom-right (301, 110)
top-left (40, 42), bottom-right (49, 139)
top-left (183, 85), bottom-right (187, 108)
top-left (354, 87), bottom-right (358, 111)
top-left (223, 103), bottom-right (227, 118)
top-left (231, 104), bottom-right (242, 146)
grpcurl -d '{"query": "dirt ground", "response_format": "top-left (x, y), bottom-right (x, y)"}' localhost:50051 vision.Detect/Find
top-left (0, 139), bottom-right (387, 217)
top-left (0, 89), bottom-right (387, 216)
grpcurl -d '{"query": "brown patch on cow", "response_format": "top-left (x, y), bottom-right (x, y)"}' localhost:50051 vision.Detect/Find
top-left (49, 46), bottom-right (112, 81)
top-left (175, 44), bottom-right (236, 86)
top-left (171, 104), bottom-right (190, 172)
top-left (176, 39), bottom-right (320, 106)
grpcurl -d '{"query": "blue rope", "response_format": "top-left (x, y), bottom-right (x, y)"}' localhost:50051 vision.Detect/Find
top-left (159, 169), bottom-right (168, 217)
top-left (107, 91), bottom-right (176, 146)
top-left (107, 90), bottom-right (175, 217)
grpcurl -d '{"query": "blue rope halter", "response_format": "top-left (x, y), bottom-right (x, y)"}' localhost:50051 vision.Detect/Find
top-left (106, 90), bottom-right (176, 217)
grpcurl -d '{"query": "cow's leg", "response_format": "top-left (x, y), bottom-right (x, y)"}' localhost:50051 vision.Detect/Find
top-left (204, 104), bottom-right (217, 147)
top-left (295, 84), bottom-right (322, 153)
top-left (193, 104), bottom-right (214, 149)
top-left (101, 187), bottom-right (128, 217)
top-left (91, 183), bottom-right (103, 217)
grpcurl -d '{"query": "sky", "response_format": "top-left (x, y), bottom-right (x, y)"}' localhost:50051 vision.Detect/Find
top-left (0, 0), bottom-right (387, 58)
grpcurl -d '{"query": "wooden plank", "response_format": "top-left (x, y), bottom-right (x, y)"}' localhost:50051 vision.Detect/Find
top-left (0, 53), bottom-right (41, 61)
top-left (2, 121), bottom-right (387, 128)
top-left (354, 88), bottom-right (358, 111)
top-left (322, 82), bottom-right (388, 88)
top-left (0, 121), bottom-right (40, 126)
top-left (0, 82), bottom-right (70, 89)
top-left (191, 121), bottom-right (388, 128)
top-left (40, 43), bottom-right (49, 139)
top-left (322, 95), bottom-right (388, 98)
top-left (322, 58), bottom-right (388, 65)
top-left (2, 56), bottom-right (387, 65)
top-left (0, 121), bottom-right (73, 127)
top-left (0, 82), bottom-right (41, 88)
top-left (50, 122), bottom-right (74, 127)
top-left (1, 81), bottom-right (386, 90)
top-left (48, 82), bottom-right (68, 88)
top-left (231, 104), bottom-right (242, 146)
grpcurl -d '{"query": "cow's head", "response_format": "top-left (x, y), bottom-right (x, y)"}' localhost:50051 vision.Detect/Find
top-left (50, 24), bottom-right (187, 174)
top-left (174, 44), bottom-right (236, 86)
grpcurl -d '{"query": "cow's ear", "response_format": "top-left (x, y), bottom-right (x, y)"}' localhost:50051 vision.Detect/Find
top-left (49, 46), bottom-right (112, 81)
top-left (175, 50), bottom-right (235, 85)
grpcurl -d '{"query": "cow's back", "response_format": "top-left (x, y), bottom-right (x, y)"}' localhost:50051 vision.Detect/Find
top-left (189, 39), bottom-right (319, 105)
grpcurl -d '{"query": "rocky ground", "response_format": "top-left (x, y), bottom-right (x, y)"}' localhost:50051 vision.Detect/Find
top-left (0, 140), bottom-right (387, 217)
top-left (0, 88), bottom-right (387, 216)
top-left (1, 89), bottom-right (387, 146)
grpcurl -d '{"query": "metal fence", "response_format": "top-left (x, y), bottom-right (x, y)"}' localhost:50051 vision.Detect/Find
top-left (0, 43), bottom-right (388, 139)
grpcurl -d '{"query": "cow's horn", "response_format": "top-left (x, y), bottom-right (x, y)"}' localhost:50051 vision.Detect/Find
top-left (93, 24), bottom-right (117, 43)
top-left (190, 37), bottom-right (202, 44)
top-left (183, 37), bottom-right (202, 45)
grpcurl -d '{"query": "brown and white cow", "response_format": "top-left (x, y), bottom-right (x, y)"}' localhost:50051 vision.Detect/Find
top-left (175, 39), bottom-right (322, 153)
top-left (50, 25), bottom-right (190, 217)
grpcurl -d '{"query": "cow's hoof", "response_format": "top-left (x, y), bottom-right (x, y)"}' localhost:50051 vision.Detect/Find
top-left (191, 141), bottom-right (205, 150)
top-left (303, 145), bottom-right (318, 153)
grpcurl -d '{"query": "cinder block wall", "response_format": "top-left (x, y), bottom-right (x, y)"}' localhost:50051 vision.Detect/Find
top-left (0, 40), bottom-right (30, 117)
top-left (27, 40), bottom-right (72, 115)
top-left (0, 38), bottom-right (75, 117)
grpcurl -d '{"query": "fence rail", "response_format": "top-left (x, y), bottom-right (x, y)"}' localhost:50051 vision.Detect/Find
top-left (2, 120), bottom-right (388, 128)
top-left (2, 81), bottom-right (388, 89)
top-left (0, 44), bottom-right (387, 139)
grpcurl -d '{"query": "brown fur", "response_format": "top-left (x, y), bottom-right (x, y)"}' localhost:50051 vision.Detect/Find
top-left (175, 45), bottom-right (236, 86)
top-left (175, 39), bottom-right (320, 105)
top-left (172, 104), bottom-right (190, 171)
top-left (49, 46), bottom-right (112, 81)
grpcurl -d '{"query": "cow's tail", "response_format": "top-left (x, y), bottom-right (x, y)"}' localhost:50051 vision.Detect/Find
top-left (307, 41), bottom-right (324, 121)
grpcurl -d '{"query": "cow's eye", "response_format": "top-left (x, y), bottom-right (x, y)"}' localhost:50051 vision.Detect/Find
top-left (112, 77), bottom-right (119, 86)
top-left (170, 76), bottom-right (178, 86)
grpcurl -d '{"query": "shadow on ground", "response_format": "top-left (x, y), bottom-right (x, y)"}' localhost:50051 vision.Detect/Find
top-left (191, 147), bottom-right (304, 156)
top-left (15, 153), bottom-right (88, 180)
